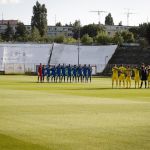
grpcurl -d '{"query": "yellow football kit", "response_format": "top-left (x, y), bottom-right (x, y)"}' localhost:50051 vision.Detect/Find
top-left (112, 67), bottom-right (119, 80)
top-left (119, 67), bottom-right (126, 80)
top-left (119, 66), bottom-right (126, 88)
top-left (133, 69), bottom-right (140, 82)
top-left (112, 66), bottom-right (119, 88)
top-left (126, 68), bottom-right (132, 88)
top-left (133, 68), bottom-right (140, 88)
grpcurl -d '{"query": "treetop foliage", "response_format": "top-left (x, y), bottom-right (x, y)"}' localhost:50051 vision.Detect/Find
top-left (31, 1), bottom-right (48, 37)
top-left (105, 13), bottom-right (114, 26)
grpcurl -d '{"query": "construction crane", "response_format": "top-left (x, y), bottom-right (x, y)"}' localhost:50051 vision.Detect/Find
top-left (124, 9), bottom-right (136, 26)
top-left (89, 10), bottom-right (107, 24)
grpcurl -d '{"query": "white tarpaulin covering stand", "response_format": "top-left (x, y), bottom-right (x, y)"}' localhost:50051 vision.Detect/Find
top-left (0, 43), bottom-right (117, 74)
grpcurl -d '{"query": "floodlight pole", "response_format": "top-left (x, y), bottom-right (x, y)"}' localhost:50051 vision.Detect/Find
top-left (77, 22), bottom-right (80, 66)
top-left (105, 56), bottom-right (108, 67)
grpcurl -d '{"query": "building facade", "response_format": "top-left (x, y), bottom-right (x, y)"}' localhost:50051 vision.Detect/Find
top-left (0, 20), bottom-right (18, 34)
top-left (0, 20), bottom-right (136, 38)
top-left (105, 25), bottom-right (132, 37)
top-left (0, 20), bottom-right (73, 37)
top-left (47, 26), bottom-right (73, 37)
top-left (24, 25), bottom-right (73, 37)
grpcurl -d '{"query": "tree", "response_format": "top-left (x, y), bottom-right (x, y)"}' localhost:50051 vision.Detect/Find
top-left (129, 27), bottom-right (139, 39)
top-left (54, 35), bottom-right (65, 43)
top-left (39, 36), bottom-right (54, 43)
top-left (0, 34), bottom-right (2, 42)
top-left (81, 34), bottom-right (93, 45)
top-left (121, 31), bottom-right (135, 43)
top-left (113, 32), bottom-right (124, 45)
top-left (15, 22), bottom-right (28, 41)
top-left (2, 22), bottom-right (14, 41)
top-left (128, 23), bottom-right (149, 39)
top-left (72, 20), bottom-right (81, 39)
top-left (138, 23), bottom-right (149, 37)
top-left (31, 1), bottom-right (48, 37)
top-left (130, 23), bottom-right (150, 45)
top-left (30, 26), bottom-right (41, 42)
top-left (64, 37), bottom-right (77, 44)
top-left (80, 24), bottom-right (105, 38)
top-left (105, 13), bottom-right (114, 25)
top-left (96, 31), bottom-right (111, 45)
top-left (145, 23), bottom-right (150, 44)
top-left (56, 22), bottom-right (62, 26)
top-left (73, 20), bottom-right (81, 27)
top-left (118, 21), bottom-right (122, 26)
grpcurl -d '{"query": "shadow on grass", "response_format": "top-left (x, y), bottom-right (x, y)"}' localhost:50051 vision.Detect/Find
top-left (62, 88), bottom-right (143, 91)
top-left (0, 133), bottom-right (50, 150)
top-left (17, 82), bottom-right (148, 90)
top-left (18, 81), bottom-right (91, 84)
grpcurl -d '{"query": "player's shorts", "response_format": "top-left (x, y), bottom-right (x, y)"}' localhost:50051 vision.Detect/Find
top-left (73, 74), bottom-right (77, 77)
top-left (78, 74), bottom-right (82, 77)
top-left (51, 74), bottom-right (55, 77)
top-left (134, 76), bottom-right (140, 82)
top-left (47, 74), bottom-right (50, 77)
top-left (112, 75), bottom-right (118, 81)
top-left (119, 74), bottom-right (125, 81)
top-left (126, 76), bottom-right (131, 82)
top-left (83, 74), bottom-right (87, 77)
top-left (57, 74), bottom-right (61, 77)
top-left (38, 72), bottom-right (42, 75)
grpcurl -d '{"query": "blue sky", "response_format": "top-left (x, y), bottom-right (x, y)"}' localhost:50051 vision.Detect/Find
top-left (0, 0), bottom-right (150, 26)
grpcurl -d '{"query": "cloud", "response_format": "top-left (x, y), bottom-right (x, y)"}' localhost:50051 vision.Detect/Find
top-left (0, 0), bottom-right (20, 4)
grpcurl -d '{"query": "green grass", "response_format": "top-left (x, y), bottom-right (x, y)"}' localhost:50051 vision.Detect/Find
top-left (0, 75), bottom-right (150, 150)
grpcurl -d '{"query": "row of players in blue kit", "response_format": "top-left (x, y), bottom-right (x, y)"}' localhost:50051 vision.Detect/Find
top-left (38, 64), bottom-right (92, 83)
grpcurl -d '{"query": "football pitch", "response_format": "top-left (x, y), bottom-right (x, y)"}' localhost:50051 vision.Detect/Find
top-left (0, 75), bottom-right (150, 150)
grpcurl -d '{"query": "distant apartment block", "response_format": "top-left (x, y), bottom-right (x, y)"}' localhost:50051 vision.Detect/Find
top-left (25, 25), bottom-right (73, 37)
top-left (105, 25), bottom-right (132, 37)
top-left (0, 20), bottom-right (135, 38)
top-left (0, 20), bottom-right (18, 34)
top-left (0, 20), bottom-right (18, 25)
top-left (47, 26), bottom-right (73, 37)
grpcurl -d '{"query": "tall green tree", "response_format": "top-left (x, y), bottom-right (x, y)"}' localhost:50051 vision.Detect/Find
top-left (72, 20), bottom-right (81, 39)
top-left (15, 22), bottom-right (28, 41)
top-left (30, 26), bottom-right (41, 42)
top-left (105, 13), bottom-right (114, 25)
top-left (31, 1), bottom-right (48, 37)
top-left (145, 23), bottom-right (150, 44)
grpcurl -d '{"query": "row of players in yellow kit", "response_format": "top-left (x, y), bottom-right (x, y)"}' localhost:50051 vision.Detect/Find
top-left (112, 64), bottom-right (150, 88)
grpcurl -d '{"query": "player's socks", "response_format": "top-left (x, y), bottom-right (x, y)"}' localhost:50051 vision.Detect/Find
top-left (140, 82), bottom-right (143, 88)
top-left (145, 81), bottom-right (147, 88)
